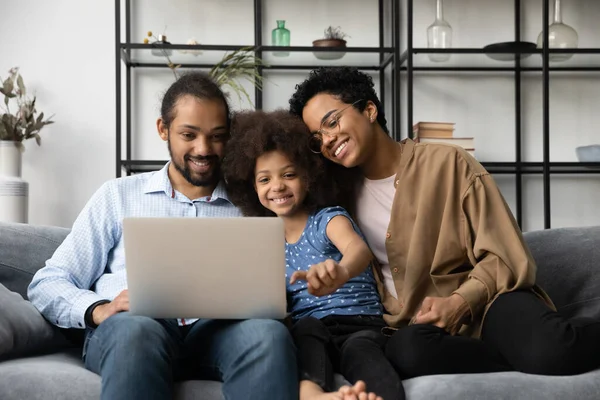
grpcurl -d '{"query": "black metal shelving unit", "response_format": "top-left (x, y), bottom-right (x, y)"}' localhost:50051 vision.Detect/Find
top-left (115, 0), bottom-right (401, 177)
top-left (402, 0), bottom-right (600, 229)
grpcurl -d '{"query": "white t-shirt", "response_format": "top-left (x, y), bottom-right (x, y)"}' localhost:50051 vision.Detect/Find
top-left (355, 175), bottom-right (398, 299)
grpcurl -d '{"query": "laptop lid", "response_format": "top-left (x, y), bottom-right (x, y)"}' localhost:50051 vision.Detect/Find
top-left (123, 217), bottom-right (287, 320)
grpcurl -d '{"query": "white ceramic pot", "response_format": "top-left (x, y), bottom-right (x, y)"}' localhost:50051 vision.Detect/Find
top-left (0, 140), bottom-right (29, 223)
top-left (0, 140), bottom-right (22, 177)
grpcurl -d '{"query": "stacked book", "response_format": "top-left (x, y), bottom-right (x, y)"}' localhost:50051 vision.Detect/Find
top-left (412, 122), bottom-right (475, 158)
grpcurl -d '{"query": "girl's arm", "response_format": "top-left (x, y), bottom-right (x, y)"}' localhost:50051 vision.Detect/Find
top-left (326, 215), bottom-right (374, 279)
top-left (290, 215), bottom-right (374, 296)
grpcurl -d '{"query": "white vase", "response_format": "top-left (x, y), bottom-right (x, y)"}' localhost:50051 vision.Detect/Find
top-left (536, 0), bottom-right (578, 62)
top-left (427, 0), bottom-right (453, 62)
top-left (0, 141), bottom-right (29, 223)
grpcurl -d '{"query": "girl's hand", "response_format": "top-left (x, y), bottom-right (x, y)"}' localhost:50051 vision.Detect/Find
top-left (290, 259), bottom-right (350, 297)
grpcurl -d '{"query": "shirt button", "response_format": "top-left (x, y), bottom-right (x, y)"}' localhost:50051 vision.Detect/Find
top-left (386, 232), bottom-right (391, 239)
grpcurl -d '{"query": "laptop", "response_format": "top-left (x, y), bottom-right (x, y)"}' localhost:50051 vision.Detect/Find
top-left (122, 217), bottom-right (287, 320)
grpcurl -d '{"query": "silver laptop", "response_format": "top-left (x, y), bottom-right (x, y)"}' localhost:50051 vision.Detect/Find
top-left (122, 217), bottom-right (287, 320)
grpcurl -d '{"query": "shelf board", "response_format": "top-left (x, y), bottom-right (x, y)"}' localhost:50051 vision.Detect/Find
top-left (483, 162), bottom-right (600, 174)
top-left (401, 48), bottom-right (600, 72)
top-left (120, 43), bottom-right (395, 70)
top-left (120, 160), bottom-right (167, 174)
top-left (120, 160), bottom-right (600, 175)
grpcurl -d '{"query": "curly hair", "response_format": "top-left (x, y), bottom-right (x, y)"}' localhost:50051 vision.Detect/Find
top-left (223, 109), bottom-right (339, 217)
top-left (289, 66), bottom-right (389, 134)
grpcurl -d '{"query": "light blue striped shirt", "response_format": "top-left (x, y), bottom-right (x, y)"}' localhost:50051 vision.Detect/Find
top-left (28, 162), bottom-right (242, 329)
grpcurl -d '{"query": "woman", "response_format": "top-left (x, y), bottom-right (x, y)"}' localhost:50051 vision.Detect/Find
top-left (288, 66), bottom-right (600, 378)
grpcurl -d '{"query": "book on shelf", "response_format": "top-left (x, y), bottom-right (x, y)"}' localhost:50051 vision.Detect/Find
top-left (413, 121), bottom-right (455, 138)
top-left (416, 136), bottom-right (474, 148)
top-left (412, 121), bottom-right (476, 158)
top-left (415, 137), bottom-right (476, 159)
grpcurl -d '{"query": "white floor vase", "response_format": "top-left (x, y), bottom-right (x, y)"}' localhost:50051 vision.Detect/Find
top-left (0, 141), bottom-right (28, 223)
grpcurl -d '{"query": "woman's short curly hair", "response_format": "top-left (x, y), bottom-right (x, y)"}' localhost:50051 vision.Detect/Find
top-left (223, 109), bottom-right (337, 217)
top-left (289, 66), bottom-right (388, 134)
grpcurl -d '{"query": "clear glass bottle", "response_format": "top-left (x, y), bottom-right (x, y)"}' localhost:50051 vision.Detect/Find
top-left (272, 20), bottom-right (290, 57)
top-left (536, 0), bottom-right (578, 62)
top-left (427, 0), bottom-right (452, 62)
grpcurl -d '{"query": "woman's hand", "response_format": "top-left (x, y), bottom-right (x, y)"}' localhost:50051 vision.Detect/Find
top-left (412, 294), bottom-right (471, 335)
top-left (290, 259), bottom-right (350, 297)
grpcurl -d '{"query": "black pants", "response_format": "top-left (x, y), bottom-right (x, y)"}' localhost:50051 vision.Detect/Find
top-left (291, 315), bottom-right (404, 400)
top-left (386, 290), bottom-right (600, 378)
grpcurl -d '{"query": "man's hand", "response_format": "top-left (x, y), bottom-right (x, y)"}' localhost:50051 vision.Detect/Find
top-left (290, 259), bottom-right (350, 297)
top-left (412, 294), bottom-right (471, 335)
top-left (92, 289), bottom-right (129, 326)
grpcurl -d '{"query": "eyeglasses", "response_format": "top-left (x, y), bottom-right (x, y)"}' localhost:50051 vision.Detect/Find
top-left (308, 99), bottom-right (364, 154)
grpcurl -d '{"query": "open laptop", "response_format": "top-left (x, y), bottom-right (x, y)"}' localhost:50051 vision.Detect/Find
top-left (122, 217), bottom-right (287, 320)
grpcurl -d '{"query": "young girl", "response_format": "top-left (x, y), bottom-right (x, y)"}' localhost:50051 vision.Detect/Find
top-left (223, 110), bottom-right (404, 400)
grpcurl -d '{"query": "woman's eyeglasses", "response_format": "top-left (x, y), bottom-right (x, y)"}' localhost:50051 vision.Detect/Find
top-left (308, 99), bottom-right (364, 154)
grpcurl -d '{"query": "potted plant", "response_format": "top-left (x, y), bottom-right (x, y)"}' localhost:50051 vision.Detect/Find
top-left (0, 67), bottom-right (52, 223)
top-left (143, 31), bottom-right (265, 106)
top-left (0, 67), bottom-right (54, 154)
top-left (312, 26), bottom-right (349, 60)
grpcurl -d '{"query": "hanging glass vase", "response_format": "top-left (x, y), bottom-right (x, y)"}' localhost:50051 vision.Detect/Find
top-left (272, 20), bottom-right (290, 57)
top-left (536, 0), bottom-right (578, 62)
top-left (427, 0), bottom-right (452, 62)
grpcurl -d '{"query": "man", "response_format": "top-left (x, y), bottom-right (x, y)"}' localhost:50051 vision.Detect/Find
top-left (28, 71), bottom-right (298, 400)
top-left (288, 66), bottom-right (600, 380)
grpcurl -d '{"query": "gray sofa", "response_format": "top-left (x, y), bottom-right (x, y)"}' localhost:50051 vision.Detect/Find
top-left (1, 221), bottom-right (600, 400)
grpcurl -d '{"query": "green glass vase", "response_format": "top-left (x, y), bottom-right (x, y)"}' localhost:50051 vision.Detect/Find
top-left (272, 20), bottom-right (290, 57)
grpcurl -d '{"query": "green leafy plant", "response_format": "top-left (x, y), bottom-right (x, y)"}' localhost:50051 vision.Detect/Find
top-left (323, 26), bottom-right (349, 41)
top-left (209, 47), bottom-right (265, 106)
top-left (0, 67), bottom-right (54, 151)
top-left (143, 30), bottom-right (266, 106)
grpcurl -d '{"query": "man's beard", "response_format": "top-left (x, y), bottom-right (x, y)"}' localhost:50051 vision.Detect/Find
top-left (168, 138), bottom-right (221, 187)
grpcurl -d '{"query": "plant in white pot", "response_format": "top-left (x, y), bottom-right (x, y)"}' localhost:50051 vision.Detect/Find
top-left (0, 67), bottom-right (54, 223)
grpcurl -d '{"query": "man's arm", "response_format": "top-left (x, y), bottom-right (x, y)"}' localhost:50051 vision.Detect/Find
top-left (27, 181), bottom-right (120, 329)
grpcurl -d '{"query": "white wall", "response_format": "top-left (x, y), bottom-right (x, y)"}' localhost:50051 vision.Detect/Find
top-left (2, 0), bottom-right (598, 231)
top-left (1, 0), bottom-right (115, 227)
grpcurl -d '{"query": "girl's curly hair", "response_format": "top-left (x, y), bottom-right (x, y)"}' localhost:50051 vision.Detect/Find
top-left (223, 109), bottom-right (339, 217)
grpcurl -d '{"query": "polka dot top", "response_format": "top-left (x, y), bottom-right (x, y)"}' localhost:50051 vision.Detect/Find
top-left (285, 206), bottom-right (383, 322)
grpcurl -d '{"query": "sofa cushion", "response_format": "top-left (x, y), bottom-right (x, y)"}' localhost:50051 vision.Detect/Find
top-left (402, 368), bottom-right (600, 400)
top-left (0, 222), bottom-right (69, 298)
top-left (0, 283), bottom-right (70, 360)
top-left (524, 226), bottom-right (600, 320)
top-left (2, 349), bottom-right (600, 400)
top-left (0, 349), bottom-right (225, 400)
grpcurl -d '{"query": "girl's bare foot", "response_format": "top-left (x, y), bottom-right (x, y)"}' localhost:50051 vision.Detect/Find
top-left (337, 380), bottom-right (383, 400)
top-left (300, 380), bottom-right (344, 400)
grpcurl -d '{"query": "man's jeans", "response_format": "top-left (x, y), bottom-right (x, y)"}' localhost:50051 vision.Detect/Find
top-left (83, 312), bottom-right (298, 400)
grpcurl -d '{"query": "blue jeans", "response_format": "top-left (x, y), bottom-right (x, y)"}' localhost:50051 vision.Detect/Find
top-left (83, 313), bottom-right (298, 400)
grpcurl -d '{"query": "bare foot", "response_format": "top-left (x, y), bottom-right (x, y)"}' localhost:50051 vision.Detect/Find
top-left (337, 381), bottom-right (383, 400)
top-left (300, 380), bottom-right (344, 400)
